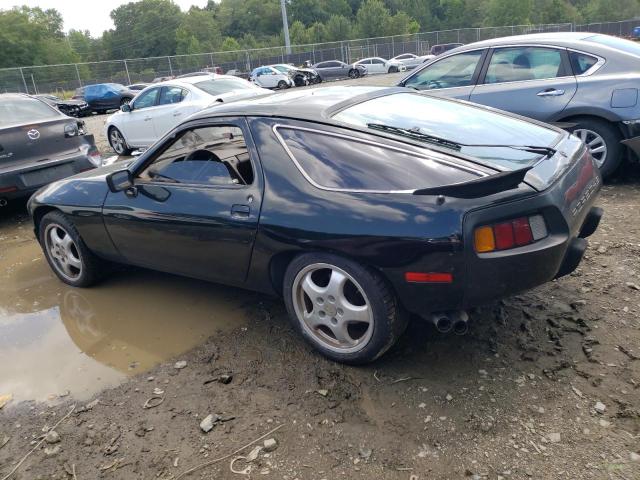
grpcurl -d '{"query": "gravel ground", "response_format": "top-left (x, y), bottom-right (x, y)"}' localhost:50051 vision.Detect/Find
top-left (0, 72), bottom-right (639, 480)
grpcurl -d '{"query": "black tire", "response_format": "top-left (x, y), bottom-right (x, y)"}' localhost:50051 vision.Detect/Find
top-left (388, 66), bottom-right (399, 73)
top-left (277, 80), bottom-right (289, 89)
top-left (39, 211), bottom-right (106, 288)
top-left (315, 76), bottom-right (322, 84)
top-left (283, 252), bottom-right (407, 364)
top-left (108, 126), bottom-right (133, 156)
top-left (348, 69), bottom-right (359, 79)
top-left (567, 117), bottom-right (623, 178)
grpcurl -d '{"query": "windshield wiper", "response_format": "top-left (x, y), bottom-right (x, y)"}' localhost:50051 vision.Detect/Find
top-left (366, 123), bottom-right (556, 158)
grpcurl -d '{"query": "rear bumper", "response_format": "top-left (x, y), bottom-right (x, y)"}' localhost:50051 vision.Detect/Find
top-left (0, 152), bottom-right (97, 201)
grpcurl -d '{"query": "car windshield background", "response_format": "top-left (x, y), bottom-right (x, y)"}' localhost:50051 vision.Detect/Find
top-left (405, 51), bottom-right (483, 89)
top-left (485, 47), bottom-right (562, 83)
top-left (277, 126), bottom-right (478, 191)
top-left (0, 97), bottom-right (59, 127)
top-left (332, 93), bottom-right (560, 170)
top-left (139, 125), bottom-right (254, 186)
top-left (195, 78), bottom-right (258, 95)
top-left (585, 34), bottom-right (640, 57)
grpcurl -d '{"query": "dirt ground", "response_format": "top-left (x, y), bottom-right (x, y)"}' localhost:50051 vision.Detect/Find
top-left (1, 73), bottom-right (639, 480)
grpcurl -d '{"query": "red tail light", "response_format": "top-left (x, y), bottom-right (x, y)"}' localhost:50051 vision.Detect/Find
top-left (474, 214), bottom-right (546, 253)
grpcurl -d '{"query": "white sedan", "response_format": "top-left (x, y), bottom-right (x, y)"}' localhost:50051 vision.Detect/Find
top-left (353, 57), bottom-right (407, 74)
top-left (105, 75), bottom-right (271, 155)
top-left (390, 53), bottom-right (434, 69)
top-left (249, 66), bottom-right (295, 89)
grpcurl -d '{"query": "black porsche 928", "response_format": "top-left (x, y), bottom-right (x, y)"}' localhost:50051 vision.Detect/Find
top-left (29, 86), bottom-right (602, 364)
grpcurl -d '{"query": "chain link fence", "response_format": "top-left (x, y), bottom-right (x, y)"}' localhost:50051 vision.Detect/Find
top-left (1, 19), bottom-right (637, 96)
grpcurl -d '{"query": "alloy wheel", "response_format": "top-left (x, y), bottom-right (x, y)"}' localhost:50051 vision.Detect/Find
top-left (573, 128), bottom-right (607, 168)
top-left (44, 224), bottom-right (83, 282)
top-left (109, 129), bottom-right (125, 154)
top-left (292, 263), bottom-right (373, 353)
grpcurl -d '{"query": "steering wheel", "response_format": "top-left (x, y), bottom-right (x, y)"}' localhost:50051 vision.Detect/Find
top-left (183, 149), bottom-right (218, 162)
top-left (427, 79), bottom-right (443, 89)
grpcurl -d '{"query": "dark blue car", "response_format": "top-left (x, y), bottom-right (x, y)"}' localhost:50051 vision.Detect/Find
top-left (73, 83), bottom-right (136, 114)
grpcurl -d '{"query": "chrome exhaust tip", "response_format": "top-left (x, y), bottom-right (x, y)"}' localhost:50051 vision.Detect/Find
top-left (430, 312), bottom-right (453, 334)
top-left (0, 198), bottom-right (8, 207)
top-left (452, 310), bottom-right (469, 335)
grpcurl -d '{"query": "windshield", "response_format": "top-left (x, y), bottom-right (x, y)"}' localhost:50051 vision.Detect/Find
top-left (0, 97), bottom-right (60, 127)
top-left (585, 34), bottom-right (640, 57)
top-left (273, 65), bottom-right (293, 72)
top-left (107, 83), bottom-right (127, 91)
top-left (194, 78), bottom-right (260, 95)
top-left (333, 93), bottom-right (561, 170)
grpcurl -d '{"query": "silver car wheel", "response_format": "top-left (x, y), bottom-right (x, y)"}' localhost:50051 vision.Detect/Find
top-left (292, 263), bottom-right (374, 354)
top-left (109, 128), bottom-right (125, 154)
top-left (574, 128), bottom-right (607, 168)
top-left (44, 224), bottom-right (83, 281)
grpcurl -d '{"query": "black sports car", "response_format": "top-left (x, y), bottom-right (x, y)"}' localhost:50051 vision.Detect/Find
top-left (28, 87), bottom-right (602, 364)
top-left (1, 93), bottom-right (102, 206)
top-left (35, 94), bottom-right (91, 117)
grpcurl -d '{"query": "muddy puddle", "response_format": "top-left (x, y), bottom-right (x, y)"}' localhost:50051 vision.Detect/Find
top-left (0, 222), bottom-right (251, 404)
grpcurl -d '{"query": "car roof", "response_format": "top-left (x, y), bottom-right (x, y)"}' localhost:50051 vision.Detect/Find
top-left (453, 31), bottom-right (597, 51)
top-left (190, 85), bottom-right (403, 122)
top-left (358, 57), bottom-right (385, 61)
top-left (149, 74), bottom-right (241, 88)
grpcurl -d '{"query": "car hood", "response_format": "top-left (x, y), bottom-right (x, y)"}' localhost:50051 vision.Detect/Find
top-left (208, 88), bottom-right (273, 104)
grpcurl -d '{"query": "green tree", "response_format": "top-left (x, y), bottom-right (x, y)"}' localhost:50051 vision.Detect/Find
top-left (175, 7), bottom-right (222, 54)
top-left (485, 0), bottom-right (533, 26)
top-left (325, 14), bottom-right (353, 40)
top-left (355, 0), bottom-right (391, 37)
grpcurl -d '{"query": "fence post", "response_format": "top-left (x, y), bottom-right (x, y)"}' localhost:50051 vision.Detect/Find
top-left (391, 36), bottom-right (394, 58)
top-left (123, 60), bottom-right (131, 84)
top-left (167, 56), bottom-right (173, 76)
top-left (209, 52), bottom-right (215, 68)
top-left (74, 64), bottom-right (83, 87)
top-left (19, 67), bottom-right (28, 93)
top-left (30, 74), bottom-right (38, 94)
top-left (340, 41), bottom-right (345, 63)
top-left (245, 51), bottom-right (251, 71)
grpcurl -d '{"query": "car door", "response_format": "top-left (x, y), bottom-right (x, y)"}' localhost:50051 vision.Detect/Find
top-left (468, 46), bottom-right (577, 122)
top-left (401, 49), bottom-right (487, 101)
top-left (370, 58), bottom-right (386, 74)
top-left (102, 118), bottom-right (263, 285)
top-left (356, 59), bottom-right (372, 74)
top-left (151, 86), bottom-right (190, 139)
top-left (119, 87), bottom-right (161, 147)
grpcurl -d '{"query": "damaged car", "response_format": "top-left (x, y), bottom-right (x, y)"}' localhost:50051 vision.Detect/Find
top-left (270, 64), bottom-right (321, 86)
top-left (1, 93), bottom-right (101, 207)
top-left (29, 87), bottom-right (602, 364)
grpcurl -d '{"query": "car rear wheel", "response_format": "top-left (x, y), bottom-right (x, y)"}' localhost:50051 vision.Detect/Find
top-left (568, 118), bottom-right (622, 178)
top-left (39, 211), bottom-right (106, 287)
top-left (388, 66), bottom-right (399, 73)
top-left (348, 69), bottom-right (359, 79)
top-left (108, 127), bottom-right (132, 156)
top-left (283, 253), bottom-right (407, 364)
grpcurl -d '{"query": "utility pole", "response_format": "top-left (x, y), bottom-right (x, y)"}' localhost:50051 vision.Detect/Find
top-left (280, 0), bottom-right (291, 56)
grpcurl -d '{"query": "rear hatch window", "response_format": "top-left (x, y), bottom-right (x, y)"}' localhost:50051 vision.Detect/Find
top-left (0, 96), bottom-right (60, 127)
top-left (332, 92), bottom-right (561, 171)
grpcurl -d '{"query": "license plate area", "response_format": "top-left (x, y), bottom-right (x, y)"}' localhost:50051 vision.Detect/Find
top-left (21, 163), bottom-right (75, 187)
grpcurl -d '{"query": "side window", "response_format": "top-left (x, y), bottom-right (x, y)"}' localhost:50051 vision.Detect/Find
top-left (277, 127), bottom-right (470, 191)
top-left (316, 62), bottom-right (327, 68)
top-left (405, 50), bottom-right (483, 90)
top-left (326, 61), bottom-right (339, 67)
top-left (569, 51), bottom-right (599, 75)
top-left (485, 47), bottom-right (563, 84)
top-left (158, 86), bottom-right (186, 105)
top-left (372, 58), bottom-right (385, 65)
top-left (140, 125), bottom-right (254, 186)
top-left (133, 88), bottom-right (159, 109)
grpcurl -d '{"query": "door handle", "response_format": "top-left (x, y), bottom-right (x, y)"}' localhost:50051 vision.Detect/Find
top-left (537, 88), bottom-right (565, 97)
top-left (144, 116), bottom-right (152, 121)
top-left (173, 111), bottom-right (182, 117)
top-left (231, 204), bottom-right (250, 218)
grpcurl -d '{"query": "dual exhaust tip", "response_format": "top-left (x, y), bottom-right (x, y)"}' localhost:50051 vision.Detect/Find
top-left (430, 310), bottom-right (469, 335)
top-left (0, 198), bottom-right (7, 207)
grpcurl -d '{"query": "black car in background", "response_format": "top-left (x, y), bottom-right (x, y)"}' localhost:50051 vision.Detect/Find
top-left (73, 83), bottom-right (137, 114)
top-left (35, 94), bottom-right (91, 117)
top-left (28, 87), bottom-right (601, 364)
top-left (126, 83), bottom-right (149, 91)
top-left (430, 42), bottom-right (464, 55)
top-left (0, 93), bottom-right (102, 206)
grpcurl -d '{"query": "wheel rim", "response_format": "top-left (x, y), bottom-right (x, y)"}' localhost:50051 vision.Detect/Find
top-left (574, 128), bottom-right (607, 168)
top-left (44, 224), bottom-right (83, 281)
top-left (292, 263), bottom-right (374, 354)
top-left (349, 70), bottom-right (356, 78)
top-left (110, 129), bottom-right (125, 154)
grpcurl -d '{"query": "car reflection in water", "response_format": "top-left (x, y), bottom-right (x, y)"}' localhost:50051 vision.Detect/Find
top-left (0, 246), bottom-right (254, 403)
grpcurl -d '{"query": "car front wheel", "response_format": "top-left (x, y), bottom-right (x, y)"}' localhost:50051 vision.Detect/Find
top-left (108, 127), bottom-right (133, 156)
top-left (568, 117), bottom-right (622, 178)
top-left (348, 69), bottom-right (359, 79)
top-left (277, 80), bottom-right (289, 89)
top-left (39, 211), bottom-right (106, 287)
top-left (283, 253), bottom-right (407, 364)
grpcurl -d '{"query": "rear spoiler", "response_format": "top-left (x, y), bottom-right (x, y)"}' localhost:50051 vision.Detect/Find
top-left (413, 166), bottom-right (532, 199)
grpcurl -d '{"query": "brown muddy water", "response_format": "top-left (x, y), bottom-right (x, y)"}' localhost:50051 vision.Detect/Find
top-left (0, 216), bottom-right (251, 405)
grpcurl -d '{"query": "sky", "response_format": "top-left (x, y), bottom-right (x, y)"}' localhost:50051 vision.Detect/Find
top-left (0, 0), bottom-right (209, 37)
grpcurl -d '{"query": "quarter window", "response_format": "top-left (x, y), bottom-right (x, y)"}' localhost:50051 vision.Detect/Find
top-left (133, 88), bottom-right (159, 109)
top-left (569, 51), bottom-right (599, 75)
top-left (277, 127), bottom-right (477, 191)
top-left (485, 47), bottom-right (563, 84)
top-left (158, 86), bottom-right (187, 105)
top-left (404, 50), bottom-right (483, 90)
top-left (140, 125), bottom-right (254, 186)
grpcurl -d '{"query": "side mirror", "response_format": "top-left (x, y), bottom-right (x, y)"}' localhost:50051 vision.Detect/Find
top-left (121, 103), bottom-right (131, 112)
top-left (107, 169), bottom-right (133, 192)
